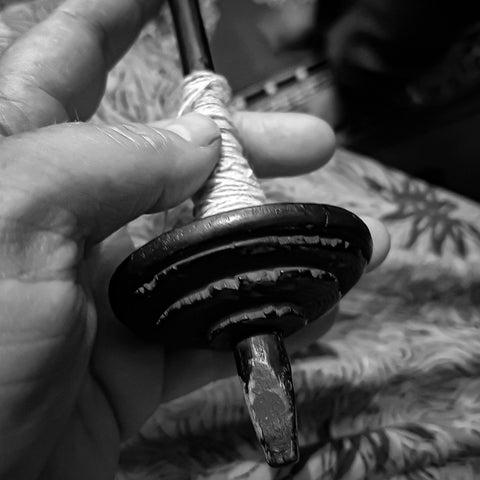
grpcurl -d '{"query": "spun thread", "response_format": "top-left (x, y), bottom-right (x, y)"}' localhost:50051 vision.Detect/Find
top-left (179, 71), bottom-right (266, 219)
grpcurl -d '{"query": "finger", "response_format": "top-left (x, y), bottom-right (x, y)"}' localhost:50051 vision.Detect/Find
top-left (55, 0), bottom-right (163, 69)
top-left (232, 111), bottom-right (336, 177)
top-left (0, 0), bottom-right (164, 132)
top-left (152, 112), bottom-right (336, 178)
top-left (360, 216), bottom-right (391, 272)
top-left (2, 113), bottom-right (220, 244)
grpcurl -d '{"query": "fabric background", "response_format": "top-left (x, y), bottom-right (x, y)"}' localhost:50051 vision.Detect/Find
top-left (1, 2), bottom-right (479, 479)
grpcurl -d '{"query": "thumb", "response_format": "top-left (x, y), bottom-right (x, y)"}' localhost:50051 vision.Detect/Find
top-left (2, 113), bottom-right (220, 244)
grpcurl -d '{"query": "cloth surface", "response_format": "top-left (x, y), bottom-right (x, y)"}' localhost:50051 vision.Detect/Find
top-left (1, 2), bottom-right (480, 479)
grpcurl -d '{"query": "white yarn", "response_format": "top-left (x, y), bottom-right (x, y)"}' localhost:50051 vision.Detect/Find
top-left (179, 71), bottom-right (266, 218)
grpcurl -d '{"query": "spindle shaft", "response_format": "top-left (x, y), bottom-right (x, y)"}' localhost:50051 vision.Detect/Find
top-left (168, 0), bottom-right (298, 467)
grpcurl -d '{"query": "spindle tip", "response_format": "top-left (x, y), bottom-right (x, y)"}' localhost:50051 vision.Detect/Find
top-left (234, 333), bottom-right (299, 467)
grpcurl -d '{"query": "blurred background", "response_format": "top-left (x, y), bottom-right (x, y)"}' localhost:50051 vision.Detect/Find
top-left (210, 0), bottom-right (480, 202)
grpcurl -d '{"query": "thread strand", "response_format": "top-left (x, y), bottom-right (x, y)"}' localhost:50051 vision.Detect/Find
top-left (179, 71), bottom-right (266, 218)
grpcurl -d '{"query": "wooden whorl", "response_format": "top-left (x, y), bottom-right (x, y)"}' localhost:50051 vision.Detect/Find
top-left (109, 203), bottom-right (372, 350)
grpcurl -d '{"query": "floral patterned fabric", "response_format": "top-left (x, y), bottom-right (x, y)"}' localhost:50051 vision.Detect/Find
top-left (1, 2), bottom-right (480, 479)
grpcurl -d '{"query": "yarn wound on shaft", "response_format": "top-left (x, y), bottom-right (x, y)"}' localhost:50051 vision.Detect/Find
top-left (178, 71), bottom-right (267, 218)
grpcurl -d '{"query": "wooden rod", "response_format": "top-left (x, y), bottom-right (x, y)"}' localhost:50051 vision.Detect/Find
top-left (168, 0), bottom-right (215, 74)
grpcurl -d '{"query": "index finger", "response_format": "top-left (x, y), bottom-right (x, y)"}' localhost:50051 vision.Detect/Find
top-left (0, 0), bottom-right (164, 131)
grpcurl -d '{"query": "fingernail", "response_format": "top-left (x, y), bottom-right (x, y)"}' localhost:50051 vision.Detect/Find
top-left (156, 113), bottom-right (220, 147)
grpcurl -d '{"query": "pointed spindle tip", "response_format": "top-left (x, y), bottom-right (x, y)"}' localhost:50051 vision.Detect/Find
top-left (234, 332), bottom-right (299, 467)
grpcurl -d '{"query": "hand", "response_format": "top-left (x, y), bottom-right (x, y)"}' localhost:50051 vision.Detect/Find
top-left (0, 1), bottom-right (390, 479)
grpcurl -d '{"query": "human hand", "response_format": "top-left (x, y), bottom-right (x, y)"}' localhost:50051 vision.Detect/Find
top-left (0, 0), bottom-right (390, 479)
